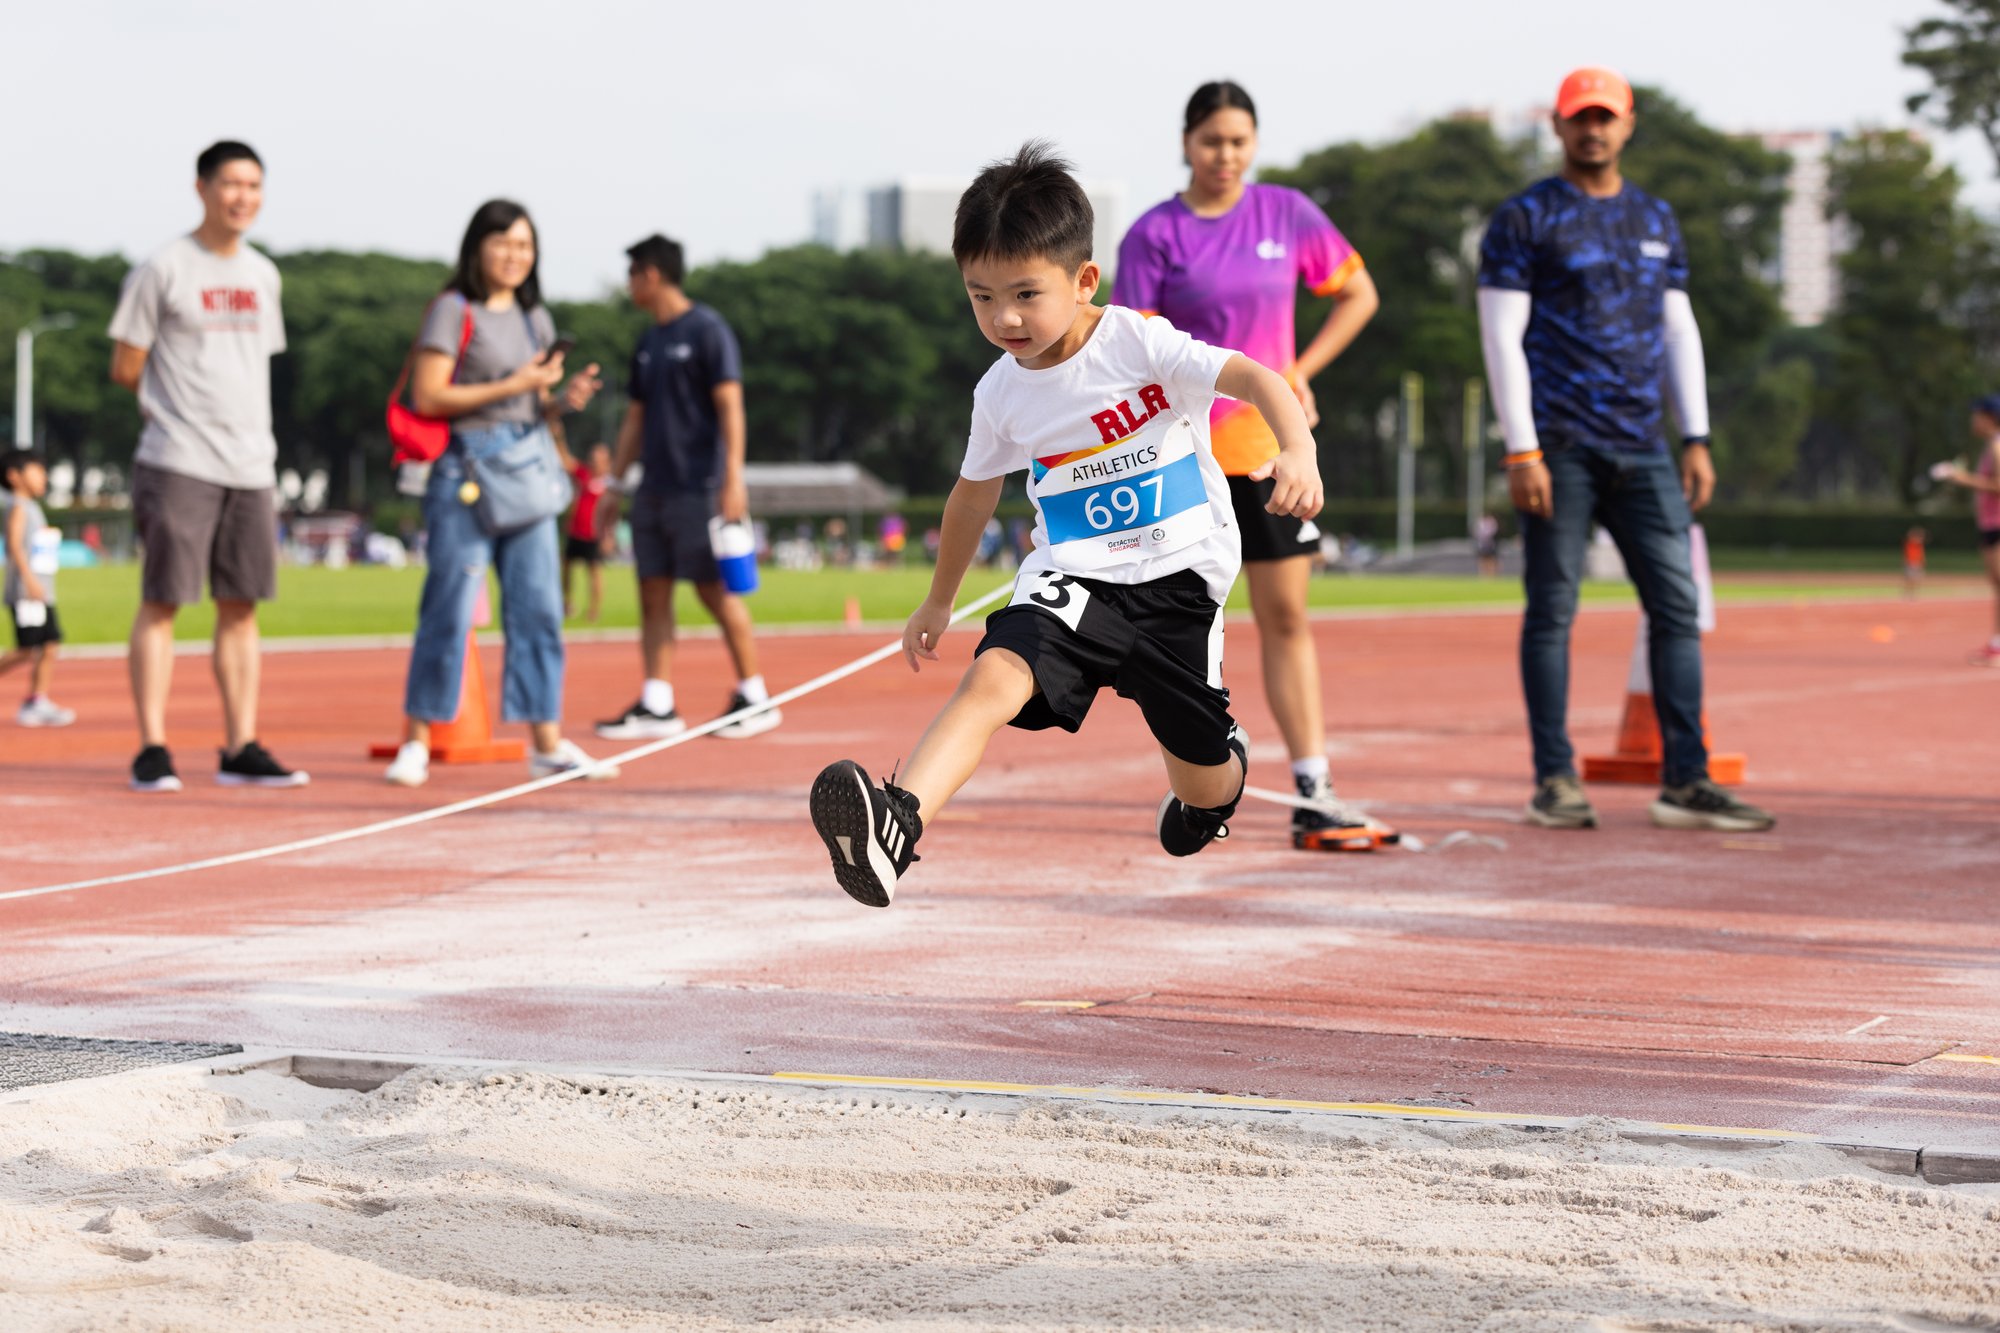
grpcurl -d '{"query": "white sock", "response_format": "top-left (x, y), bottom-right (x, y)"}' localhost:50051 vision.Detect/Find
top-left (642, 679), bottom-right (675, 715)
top-left (1291, 756), bottom-right (1330, 785)
top-left (737, 674), bottom-right (769, 705)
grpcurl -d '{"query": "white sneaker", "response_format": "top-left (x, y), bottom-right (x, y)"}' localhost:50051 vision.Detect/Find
top-left (529, 739), bottom-right (618, 782)
top-left (17, 697), bottom-right (75, 728)
top-left (384, 740), bottom-right (430, 787)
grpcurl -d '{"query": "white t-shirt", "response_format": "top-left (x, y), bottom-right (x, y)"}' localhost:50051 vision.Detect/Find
top-left (962, 305), bottom-right (1241, 603)
top-left (108, 234), bottom-right (286, 490)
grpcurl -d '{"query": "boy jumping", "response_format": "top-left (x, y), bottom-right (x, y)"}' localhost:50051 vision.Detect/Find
top-left (808, 143), bottom-right (1324, 907)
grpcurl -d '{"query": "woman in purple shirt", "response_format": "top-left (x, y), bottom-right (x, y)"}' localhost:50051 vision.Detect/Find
top-left (1115, 81), bottom-right (1389, 850)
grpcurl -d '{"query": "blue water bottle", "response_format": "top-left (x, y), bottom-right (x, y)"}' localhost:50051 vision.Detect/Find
top-left (710, 517), bottom-right (759, 595)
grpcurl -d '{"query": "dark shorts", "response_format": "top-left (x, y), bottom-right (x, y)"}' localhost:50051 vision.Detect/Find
top-left (975, 568), bottom-right (1235, 767)
top-left (1981, 529), bottom-right (2000, 550)
top-left (565, 534), bottom-right (604, 565)
top-left (10, 603), bottom-right (62, 649)
top-left (131, 462), bottom-right (278, 606)
top-left (628, 490), bottom-right (720, 583)
top-left (1228, 474), bottom-right (1321, 563)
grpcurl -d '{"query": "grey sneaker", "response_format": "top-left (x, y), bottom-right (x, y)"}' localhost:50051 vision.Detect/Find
top-left (1527, 774), bottom-right (1598, 829)
top-left (1650, 778), bottom-right (1775, 832)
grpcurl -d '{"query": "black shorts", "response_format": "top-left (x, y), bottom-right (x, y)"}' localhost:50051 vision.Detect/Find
top-left (564, 534), bottom-right (603, 565)
top-left (1228, 474), bottom-right (1321, 563)
top-left (1981, 528), bottom-right (2000, 550)
top-left (975, 568), bottom-right (1234, 766)
top-left (628, 490), bottom-right (720, 583)
top-left (10, 603), bottom-right (62, 649)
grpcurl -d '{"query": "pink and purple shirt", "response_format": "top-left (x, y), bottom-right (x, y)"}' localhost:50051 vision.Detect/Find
top-left (1113, 183), bottom-right (1362, 475)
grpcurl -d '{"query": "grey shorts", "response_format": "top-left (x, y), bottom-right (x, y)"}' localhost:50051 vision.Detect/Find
top-left (132, 462), bottom-right (278, 606)
top-left (628, 490), bottom-right (720, 583)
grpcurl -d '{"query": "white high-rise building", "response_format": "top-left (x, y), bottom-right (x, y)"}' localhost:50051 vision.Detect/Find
top-left (1758, 130), bottom-right (1846, 327)
top-left (865, 178), bottom-right (1127, 271)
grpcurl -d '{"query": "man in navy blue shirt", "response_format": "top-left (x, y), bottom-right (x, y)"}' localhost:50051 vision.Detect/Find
top-left (597, 234), bottom-right (777, 741)
top-left (1477, 67), bottom-right (1772, 833)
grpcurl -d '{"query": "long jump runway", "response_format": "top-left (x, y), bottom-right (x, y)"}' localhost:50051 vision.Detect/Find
top-left (2, 594), bottom-right (1996, 1154)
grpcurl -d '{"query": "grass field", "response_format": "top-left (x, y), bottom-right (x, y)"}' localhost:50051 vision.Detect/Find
top-left (34, 554), bottom-right (1967, 646)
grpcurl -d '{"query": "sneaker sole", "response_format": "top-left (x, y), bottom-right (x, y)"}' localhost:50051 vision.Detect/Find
top-left (713, 709), bottom-right (782, 740)
top-left (18, 716), bottom-right (75, 728)
top-left (1647, 800), bottom-right (1775, 833)
top-left (1293, 825), bottom-right (1398, 851)
top-left (810, 761), bottom-right (895, 908)
top-left (130, 775), bottom-right (183, 793)
top-left (384, 770), bottom-right (429, 788)
top-left (529, 762), bottom-right (620, 782)
top-left (594, 719), bottom-right (687, 740)
top-left (1524, 802), bottom-right (1598, 829)
top-left (216, 772), bottom-right (311, 788)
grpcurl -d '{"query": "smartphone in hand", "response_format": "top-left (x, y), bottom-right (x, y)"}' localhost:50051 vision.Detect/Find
top-left (540, 335), bottom-right (578, 364)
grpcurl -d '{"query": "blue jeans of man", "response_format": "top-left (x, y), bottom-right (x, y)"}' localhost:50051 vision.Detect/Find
top-left (1519, 441), bottom-right (1707, 787)
top-left (403, 424), bottom-right (565, 725)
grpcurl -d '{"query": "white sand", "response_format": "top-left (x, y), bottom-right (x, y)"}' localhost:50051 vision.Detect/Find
top-left (1, 1066), bottom-right (1995, 1331)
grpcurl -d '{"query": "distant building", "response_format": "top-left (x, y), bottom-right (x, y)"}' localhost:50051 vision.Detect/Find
top-left (1757, 130), bottom-right (1846, 327)
top-left (863, 178), bottom-right (1127, 271)
top-left (810, 188), bottom-right (865, 251)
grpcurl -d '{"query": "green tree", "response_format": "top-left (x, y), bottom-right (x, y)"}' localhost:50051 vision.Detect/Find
top-left (1905, 0), bottom-right (2000, 174)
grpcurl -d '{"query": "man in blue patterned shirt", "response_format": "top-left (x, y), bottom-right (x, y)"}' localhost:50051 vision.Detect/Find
top-left (1477, 67), bottom-right (1773, 834)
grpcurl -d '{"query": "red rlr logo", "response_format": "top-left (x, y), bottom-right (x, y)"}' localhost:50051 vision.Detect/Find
top-left (200, 288), bottom-right (260, 313)
top-left (1089, 384), bottom-right (1171, 444)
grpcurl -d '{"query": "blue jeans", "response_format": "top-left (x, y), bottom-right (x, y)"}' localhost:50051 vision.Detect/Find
top-left (403, 423), bottom-right (565, 725)
top-left (1519, 442), bottom-right (1707, 787)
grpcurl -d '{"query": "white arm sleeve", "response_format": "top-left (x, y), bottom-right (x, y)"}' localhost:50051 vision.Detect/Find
top-left (1476, 286), bottom-right (1539, 455)
top-left (1662, 288), bottom-right (1710, 439)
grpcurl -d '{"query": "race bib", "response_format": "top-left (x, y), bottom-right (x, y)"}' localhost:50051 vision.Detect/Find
top-left (1032, 415), bottom-right (1217, 570)
top-left (1008, 567), bottom-right (1092, 633)
top-left (28, 528), bottom-right (59, 577)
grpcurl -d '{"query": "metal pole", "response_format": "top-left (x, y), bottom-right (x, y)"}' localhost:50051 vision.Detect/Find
top-left (13, 329), bottom-right (31, 448)
top-left (1463, 377), bottom-right (1485, 539)
top-left (1398, 372), bottom-right (1421, 559)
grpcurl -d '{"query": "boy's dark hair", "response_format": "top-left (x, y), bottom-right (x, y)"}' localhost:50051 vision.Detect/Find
top-left (626, 234), bottom-right (685, 286)
top-left (447, 199), bottom-right (543, 309)
top-left (1184, 81), bottom-right (1256, 135)
top-left (197, 141), bottom-right (263, 181)
top-left (1, 449), bottom-right (41, 485)
top-left (952, 140), bottom-right (1094, 272)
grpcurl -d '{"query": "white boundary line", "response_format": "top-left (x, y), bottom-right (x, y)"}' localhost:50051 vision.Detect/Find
top-left (1, 585), bottom-right (1018, 904)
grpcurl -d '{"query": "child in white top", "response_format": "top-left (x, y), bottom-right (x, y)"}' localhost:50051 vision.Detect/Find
top-left (0, 450), bottom-right (75, 727)
top-left (809, 142), bottom-right (1323, 908)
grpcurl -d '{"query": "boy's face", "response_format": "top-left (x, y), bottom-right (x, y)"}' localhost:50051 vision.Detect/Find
top-left (197, 158), bottom-right (264, 236)
top-left (10, 462), bottom-right (47, 498)
top-left (627, 263), bottom-right (669, 306)
top-left (961, 255), bottom-right (1101, 367)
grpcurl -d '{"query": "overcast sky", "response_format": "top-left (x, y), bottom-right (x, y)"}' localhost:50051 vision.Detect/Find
top-left (5, 0), bottom-right (1983, 299)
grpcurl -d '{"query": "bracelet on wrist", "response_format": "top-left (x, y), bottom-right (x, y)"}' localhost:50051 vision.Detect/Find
top-left (1502, 450), bottom-right (1544, 471)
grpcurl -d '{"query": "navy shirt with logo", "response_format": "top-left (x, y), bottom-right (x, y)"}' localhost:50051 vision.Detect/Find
top-left (1478, 177), bottom-right (1689, 454)
top-left (626, 303), bottom-right (743, 495)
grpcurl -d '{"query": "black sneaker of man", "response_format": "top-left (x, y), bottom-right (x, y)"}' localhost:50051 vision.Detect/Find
top-left (130, 744), bottom-right (183, 794)
top-left (217, 740), bottom-right (310, 788)
top-left (1650, 778), bottom-right (1776, 832)
top-left (713, 690), bottom-right (782, 740)
top-left (810, 760), bottom-right (922, 908)
top-left (1158, 725), bottom-right (1249, 858)
top-left (1526, 774), bottom-right (1598, 829)
top-left (594, 700), bottom-right (687, 740)
top-left (1291, 772), bottom-right (1400, 851)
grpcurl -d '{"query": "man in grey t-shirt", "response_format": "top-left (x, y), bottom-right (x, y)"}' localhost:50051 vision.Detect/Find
top-left (108, 140), bottom-right (308, 793)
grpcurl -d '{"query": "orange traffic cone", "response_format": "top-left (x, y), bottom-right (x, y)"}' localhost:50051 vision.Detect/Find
top-left (844, 595), bottom-right (863, 631)
top-left (370, 629), bottom-right (526, 764)
top-left (1581, 525), bottom-right (1745, 786)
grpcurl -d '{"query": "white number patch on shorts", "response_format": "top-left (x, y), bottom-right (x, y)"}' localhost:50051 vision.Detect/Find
top-left (1009, 568), bottom-right (1092, 633)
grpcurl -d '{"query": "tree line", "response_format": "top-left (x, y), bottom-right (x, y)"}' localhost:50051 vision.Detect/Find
top-left (4, 60), bottom-right (1999, 515)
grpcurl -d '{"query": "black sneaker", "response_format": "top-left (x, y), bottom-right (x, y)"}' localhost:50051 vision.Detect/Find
top-left (1291, 772), bottom-right (1399, 851)
top-left (131, 744), bottom-right (182, 794)
top-left (1650, 778), bottom-right (1775, 832)
top-left (713, 690), bottom-right (781, 740)
top-left (1158, 726), bottom-right (1248, 858)
top-left (809, 760), bottom-right (922, 908)
top-left (218, 740), bottom-right (310, 788)
top-left (595, 700), bottom-right (687, 740)
top-left (1527, 774), bottom-right (1598, 829)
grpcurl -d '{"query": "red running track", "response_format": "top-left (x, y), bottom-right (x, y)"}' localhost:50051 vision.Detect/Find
top-left (2, 592), bottom-right (1996, 1150)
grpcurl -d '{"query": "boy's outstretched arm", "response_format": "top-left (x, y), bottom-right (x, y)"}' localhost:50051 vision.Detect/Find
top-left (1216, 354), bottom-right (1325, 521)
top-left (905, 475), bottom-right (1005, 671)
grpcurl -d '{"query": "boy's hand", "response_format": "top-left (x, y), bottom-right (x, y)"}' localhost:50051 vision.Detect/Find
top-left (1249, 449), bottom-right (1324, 521)
top-left (21, 576), bottom-right (48, 604)
top-left (903, 597), bottom-right (952, 672)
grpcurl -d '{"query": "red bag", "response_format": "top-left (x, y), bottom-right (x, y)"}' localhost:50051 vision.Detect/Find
top-left (386, 297), bottom-right (476, 464)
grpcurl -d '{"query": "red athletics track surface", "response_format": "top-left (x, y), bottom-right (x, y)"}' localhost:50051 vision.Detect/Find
top-left (2, 592), bottom-right (1997, 1151)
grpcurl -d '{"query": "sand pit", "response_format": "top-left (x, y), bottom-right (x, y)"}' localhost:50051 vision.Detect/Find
top-left (1, 1065), bottom-right (1995, 1330)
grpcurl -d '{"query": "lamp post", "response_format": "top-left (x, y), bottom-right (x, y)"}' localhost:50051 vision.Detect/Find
top-left (14, 313), bottom-right (78, 448)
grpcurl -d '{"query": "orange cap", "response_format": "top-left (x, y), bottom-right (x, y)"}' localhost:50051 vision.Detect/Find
top-left (1555, 67), bottom-right (1632, 119)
